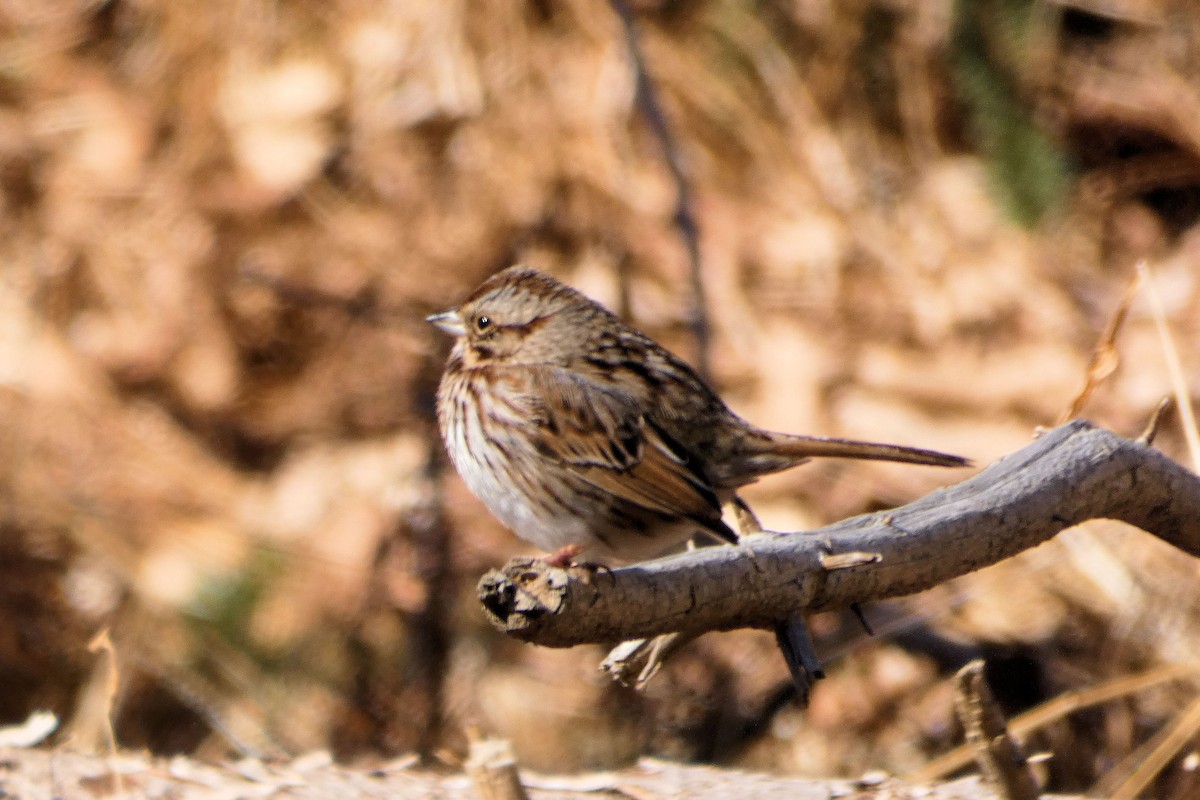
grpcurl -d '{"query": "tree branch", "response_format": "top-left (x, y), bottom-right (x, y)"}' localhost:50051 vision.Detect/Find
top-left (476, 420), bottom-right (1200, 647)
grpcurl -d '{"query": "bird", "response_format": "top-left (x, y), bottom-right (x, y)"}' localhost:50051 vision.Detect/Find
top-left (429, 265), bottom-right (967, 564)
top-left (429, 265), bottom-right (969, 701)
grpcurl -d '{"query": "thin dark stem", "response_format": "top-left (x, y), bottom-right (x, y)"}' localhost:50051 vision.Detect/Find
top-left (407, 439), bottom-right (452, 757)
top-left (609, 0), bottom-right (712, 380)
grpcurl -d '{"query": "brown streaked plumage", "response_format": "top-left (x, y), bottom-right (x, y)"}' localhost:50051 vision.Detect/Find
top-left (430, 265), bottom-right (969, 563)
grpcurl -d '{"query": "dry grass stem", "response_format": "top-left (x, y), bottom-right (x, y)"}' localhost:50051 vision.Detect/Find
top-left (1095, 692), bottom-right (1200, 800)
top-left (1137, 261), bottom-right (1200, 471)
top-left (910, 662), bottom-right (1200, 782)
top-left (85, 629), bottom-right (124, 795)
top-left (1138, 397), bottom-right (1173, 444)
top-left (1056, 267), bottom-right (1142, 425)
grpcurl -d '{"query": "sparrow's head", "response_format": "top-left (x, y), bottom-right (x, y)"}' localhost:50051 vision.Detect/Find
top-left (428, 266), bottom-right (614, 367)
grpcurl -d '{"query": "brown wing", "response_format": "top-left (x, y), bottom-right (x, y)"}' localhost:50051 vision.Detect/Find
top-left (524, 366), bottom-right (733, 541)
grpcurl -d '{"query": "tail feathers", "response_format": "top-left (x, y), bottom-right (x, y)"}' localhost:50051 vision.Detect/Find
top-left (765, 432), bottom-right (971, 468)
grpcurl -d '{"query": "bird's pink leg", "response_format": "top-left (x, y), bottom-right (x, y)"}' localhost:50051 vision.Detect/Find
top-left (540, 544), bottom-right (585, 568)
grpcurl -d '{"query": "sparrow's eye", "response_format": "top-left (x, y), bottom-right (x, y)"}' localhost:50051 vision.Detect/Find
top-left (474, 315), bottom-right (492, 332)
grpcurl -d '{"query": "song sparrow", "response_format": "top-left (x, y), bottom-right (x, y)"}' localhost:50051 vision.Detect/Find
top-left (429, 265), bottom-right (968, 564)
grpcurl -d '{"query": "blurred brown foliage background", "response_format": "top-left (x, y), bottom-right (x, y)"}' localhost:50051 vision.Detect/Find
top-left (3, 0), bottom-right (1200, 796)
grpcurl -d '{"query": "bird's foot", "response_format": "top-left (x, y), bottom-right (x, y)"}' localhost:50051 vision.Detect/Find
top-left (537, 545), bottom-right (615, 585)
top-left (539, 544), bottom-right (585, 568)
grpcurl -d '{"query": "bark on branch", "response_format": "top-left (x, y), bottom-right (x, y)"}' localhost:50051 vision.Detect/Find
top-left (476, 420), bottom-right (1200, 647)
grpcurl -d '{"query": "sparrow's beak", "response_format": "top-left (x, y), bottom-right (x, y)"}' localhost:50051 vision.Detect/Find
top-left (426, 310), bottom-right (467, 337)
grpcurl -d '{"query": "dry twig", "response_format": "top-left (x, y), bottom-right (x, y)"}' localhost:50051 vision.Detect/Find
top-left (954, 661), bottom-right (1039, 800)
top-left (466, 738), bottom-right (530, 800)
top-left (1056, 267), bottom-right (1141, 424)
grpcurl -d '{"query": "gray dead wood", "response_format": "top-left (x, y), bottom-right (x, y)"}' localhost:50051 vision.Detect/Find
top-left (476, 420), bottom-right (1200, 647)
